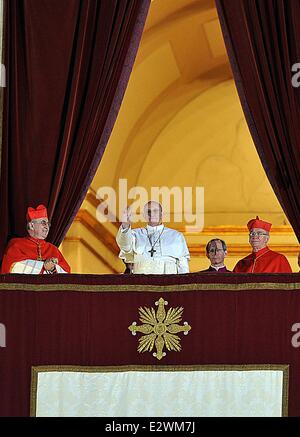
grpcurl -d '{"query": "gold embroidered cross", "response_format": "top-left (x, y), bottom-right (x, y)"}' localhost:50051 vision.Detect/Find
top-left (128, 297), bottom-right (191, 360)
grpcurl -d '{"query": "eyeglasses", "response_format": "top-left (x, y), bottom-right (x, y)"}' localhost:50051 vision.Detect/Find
top-left (208, 248), bottom-right (224, 254)
top-left (249, 232), bottom-right (268, 237)
top-left (32, 220), bottom-right (51, 227)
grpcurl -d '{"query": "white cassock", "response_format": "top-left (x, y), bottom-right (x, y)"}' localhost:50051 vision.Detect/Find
top-left (116, 224), bottom-right (190, 274)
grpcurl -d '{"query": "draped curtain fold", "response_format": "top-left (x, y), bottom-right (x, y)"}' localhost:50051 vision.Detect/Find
top-left (0, 0), bottom-right (150, 258)
top-left (216, 0), bottom-right (300, 241)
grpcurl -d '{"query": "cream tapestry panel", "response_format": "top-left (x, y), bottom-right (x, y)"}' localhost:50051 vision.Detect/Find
top-left (33, 366), bottom-right (286, 417)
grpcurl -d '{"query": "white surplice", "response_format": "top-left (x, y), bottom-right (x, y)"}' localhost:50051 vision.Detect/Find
top-left (11, 260), bottom-right (68, 274)
top-left (116, 224), bottom-right (190, 274)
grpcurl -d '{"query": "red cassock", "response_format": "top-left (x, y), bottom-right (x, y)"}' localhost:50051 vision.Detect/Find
top-left (1, 237), bottom-right (71, 274)
top-left (233, 246), bottom-right (292, 273)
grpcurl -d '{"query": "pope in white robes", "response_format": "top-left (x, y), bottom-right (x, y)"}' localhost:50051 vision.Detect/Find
top-left (116, 201), bottom-right (190, 274)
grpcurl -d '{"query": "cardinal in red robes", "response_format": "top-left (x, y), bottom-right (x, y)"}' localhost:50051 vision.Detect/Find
top-left (233, 216), bottom-right (292, 273)
top-left (1, 204), bottom-right (71, 274)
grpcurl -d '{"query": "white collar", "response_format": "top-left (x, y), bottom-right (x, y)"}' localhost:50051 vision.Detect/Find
top-left (146, 224), bottom-right (164, 232)
top-left (210, 265), bottom-right (225, 271)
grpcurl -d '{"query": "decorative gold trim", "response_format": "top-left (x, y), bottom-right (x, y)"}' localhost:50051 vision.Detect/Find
top-left (282, 364), bottom-right (289, 417)
top-left (30, 366), bottom-right (38, 417)
top-left (128, 297), bottom-right (191, 360)
top-left (1, 281), bottom-right (300, 293)
top-left (30, 364), bottom-right (289, 417)
top-left (31, 363), bottom-right (289, 372)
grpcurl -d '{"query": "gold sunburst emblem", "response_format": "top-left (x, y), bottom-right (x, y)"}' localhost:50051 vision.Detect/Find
top-left (128, 297), bottom-right (191, 360)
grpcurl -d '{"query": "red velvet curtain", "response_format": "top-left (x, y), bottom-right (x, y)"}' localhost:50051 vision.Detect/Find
top-left (216, 0), bottom-right (300, 241)
top-left (0, 0), bottom-right (150, 258)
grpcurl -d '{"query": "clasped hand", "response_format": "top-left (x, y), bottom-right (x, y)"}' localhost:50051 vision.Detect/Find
top-left (43, 258), bottom-right (58, 271)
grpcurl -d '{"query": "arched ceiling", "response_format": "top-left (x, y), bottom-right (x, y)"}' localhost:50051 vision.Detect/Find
top-left (90, 0), bottom-right (287, 227)
top-left (92, 0), bottom-right (231, 187)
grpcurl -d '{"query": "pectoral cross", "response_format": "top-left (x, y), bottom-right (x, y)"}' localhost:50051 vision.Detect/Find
top-left (149, 247), bottom-right (156, 257)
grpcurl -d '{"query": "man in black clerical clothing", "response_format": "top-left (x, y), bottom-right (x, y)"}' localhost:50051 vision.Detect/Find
top-left (200, 238), bottom-right (231, 272)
